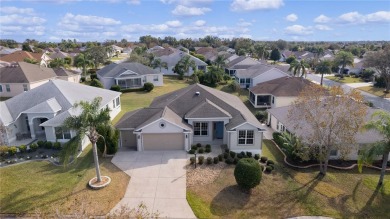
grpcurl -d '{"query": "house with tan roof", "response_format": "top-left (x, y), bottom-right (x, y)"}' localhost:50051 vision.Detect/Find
top-left (116, 83), bottom-right (264, 153)
top-left (0, 50), bottom-right (51, 67)
top-left (249, 77), bottom-right (313, 109)
top-left (0, 62), bottom-right (80, 97)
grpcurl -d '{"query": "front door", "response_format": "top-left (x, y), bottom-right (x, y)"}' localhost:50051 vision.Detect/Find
top-left (215, 122), bottom-right (224, 139)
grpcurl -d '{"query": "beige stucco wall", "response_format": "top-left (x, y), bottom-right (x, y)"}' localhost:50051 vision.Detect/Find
top-left (0, 79), bottom-right (53, 98)
top-left (272, 96), bottom-right (297, 108)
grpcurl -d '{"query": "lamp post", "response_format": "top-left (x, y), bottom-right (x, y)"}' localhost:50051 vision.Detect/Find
top-left (194, 151), bottom-right (197, 169)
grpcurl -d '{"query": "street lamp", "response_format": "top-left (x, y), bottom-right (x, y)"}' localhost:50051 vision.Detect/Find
top-left (194, 151), bottom-right (197, 169)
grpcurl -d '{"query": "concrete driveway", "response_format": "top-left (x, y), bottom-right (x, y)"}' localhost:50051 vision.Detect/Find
top-left (110, 149), bottom-right (196, 219)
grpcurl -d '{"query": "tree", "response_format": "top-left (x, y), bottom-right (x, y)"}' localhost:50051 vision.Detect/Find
top-left (151, 58), bottom-right (168, 72)
top-left (253, 43), bottom-right (266, 60)
top-left (173, 55), bottom-right (196, 79)
top-left (90, 79), bottom-right (104, 88)
top-left (234, 158), bottom-right (262, 190)
top-left (315, 60), bottom-right (332, 86)
top-left (85, 46), bottom-right (110, 69)
top-left (285, 56), bottom-right (296, 64)
top-left (334, 51), bottom-right (354, 78)
top-left (62, 97), bottom-right (113, 183)
top-left (204, 66), bottom-right (223, 87)
top-left (49, 58), bottom-right (68, 68)
top-left (288, 60), bottom-right (309, 77)
top-left (213, 55), bottom-right (226, 69)
top-left (23, 57), bottom-right (38, 64)
top-left (275, 39), bottom-right (288, 50)
top-left (288, 84), bottom-right (367, 175)
top-left (74, 53), bottom-right (94, 77)
top-left (358, 111), bottom-right (390, 186)
top-left (270, 49), bottom-right (281, 63)
top-left (365, 49), bottom-right (390, 92)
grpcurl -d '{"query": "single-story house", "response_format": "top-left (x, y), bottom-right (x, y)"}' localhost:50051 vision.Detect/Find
top-left (116, 83), bottom-right (264, 153)
top-left (97, 62), bottom-right (163, 89)
top-left (267, 106), bottom-right (388, 160)
top-left (0, 62), bottom-right (81, 97)
top-left (0, 80), bottom-right (121, 149)
top-left (49, 50), bottom-right (70, 60)
top-left (235, 63), bottom-right (290, 88)
top-left (224, 56), bottom-right (260, 76)
top-left (249, 77), bottom-right (313, 108)
top-left (0, 50), bottom-right (51, 67)
top-left (157, 50), bottom-right (207, 76)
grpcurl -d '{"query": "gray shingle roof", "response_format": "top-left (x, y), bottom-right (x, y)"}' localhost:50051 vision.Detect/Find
top-left (226, 56), bottom-right (259, 69)
top-left (53, 68), bottom-right (80, 77)
top-left (23, 98), bottom-right (62, 114)
top-left (185, 99), bottom-right (232, 119)
top-left (97, 62), bottom-right (160, 78)
top-left (235, 63), bottom-right (289, 79)
top-left (0, 79), bottom-right (121, 125)
top-left (267, 106), bottom-right (384, 144)
top-left (249, 77), bottom-right (314, 97)
top-left (0, 62), bottom-right (57, 83)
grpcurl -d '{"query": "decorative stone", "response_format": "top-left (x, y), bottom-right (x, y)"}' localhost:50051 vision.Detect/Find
top-left (88, 176), bottom-right (111, 190)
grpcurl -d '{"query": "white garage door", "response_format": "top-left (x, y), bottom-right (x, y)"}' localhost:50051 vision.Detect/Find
top-left (143, 133), bottom-right (184, 150)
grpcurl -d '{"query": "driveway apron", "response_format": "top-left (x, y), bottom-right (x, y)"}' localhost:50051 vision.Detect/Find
top-left (110, 149), bottom-right (196, 219)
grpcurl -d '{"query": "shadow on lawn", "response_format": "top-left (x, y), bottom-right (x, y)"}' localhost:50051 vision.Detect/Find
top-left (210, 185), bottom-right (250, 216)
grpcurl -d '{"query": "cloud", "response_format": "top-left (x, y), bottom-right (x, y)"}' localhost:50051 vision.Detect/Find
top-left (338, 11), bottom-right (390, 24)
top-left (365, 11), bottom-right (390, 22)
top-left (237, 20), bottom-right (252, 27)
top-left (314, 14), bottom-right (331, 23)
top-left (315, 25), bottom-right (332, 31)
top-left (0, 14), bottom-right (46, 25)
top-left (231, 0), bottom-right (284, 12)
top-left (338, 11), bottom-right (363, 23)
top-left (172, 5), bottom-right (211, 16)
top-left (286, 13), bottom-right (298, 22)
top-left (160, 0), bottom-right (213, 5)
top-left (194, 20), bottom-right (206, 26)
top-left (284, 25), bottom-right (313, 35)
top-left (166, 20), bottom-right (182, 27)
top-left (127, 0), bottom-right (140, 4)
top-left (0, 6), bottom-right (35, 15)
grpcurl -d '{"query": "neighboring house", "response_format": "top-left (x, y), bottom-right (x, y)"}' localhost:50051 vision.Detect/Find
top-left (49, 50), bottom-right (70, 60)
top-left (267, 106), bottom-right (388, 161)
top-left (0, 62), bottom-right (81, 97)
top-left (109, 45), bottom-right (123, 57)
top-left (294, 51), bottom-right (314, 61)
top-left (157, 50), bottom-right (207, 76)
top-left (0, 80), bottom-right (121, 148)
top-left (235, 63), bottom-right (290, 88)
top-left (279, 50), bottom-right (294, 62)
top-left (224, 56), bottom-right (260, 76)
top-left (345, 58), bottom-right (365, 75)
top-left (0, 47), bottom-right (22, 56)
top-left (116, 83), bottom-right (264, 153)
top-left (249, 77), bottom-right (312, 108)
top-left (97, 62), bottom-right (163, 89)
top-left (0, 51), bottom-right (51, 67)
top-left (122, 47), bottom-right (133, 54)
top-left (195, 47), bottom-right (218, 62)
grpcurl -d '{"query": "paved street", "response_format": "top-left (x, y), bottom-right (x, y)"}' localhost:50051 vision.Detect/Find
top-left (306, 74), bottom-right (390, 111)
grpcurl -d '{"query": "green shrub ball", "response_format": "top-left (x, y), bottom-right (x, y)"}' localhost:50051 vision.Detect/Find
top-left (234, 158), bottom-right (262, 190)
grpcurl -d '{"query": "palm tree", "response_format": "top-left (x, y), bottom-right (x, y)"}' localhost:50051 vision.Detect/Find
top-left (204, 66), bottom-right (223, 87)
top-left (173, 55), bottom-right (196, 79)
top-left (151, 58), bottom-right (168, 72)
top-left (49, 58), bottom-right (68, 68)
top-left (253, 43), bottom-right (266, 60)
top-left (315, 60), bottom-right (332, 86)
top-left (62, 97), bottom-right (112, 183)
top-left (334, 51), bottom-right (354, 79)
top-left (288, 60), bottom-right (309, 77)
top-left (74, 53), bottom-right (94, 77)
top-left (213, 55), bottom-right (226, 70)
top-left (358, 111), bottom-right (390, 186)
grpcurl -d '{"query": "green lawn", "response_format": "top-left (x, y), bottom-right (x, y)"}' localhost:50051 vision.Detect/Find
top-left (0, 146), bottom-right (129, 215)
top-left (357, 86), bottom-right (390, 98)
top-left (187, 140), bottom-right (390, 218)
top-left (326, 76), bottom-right (365, 83)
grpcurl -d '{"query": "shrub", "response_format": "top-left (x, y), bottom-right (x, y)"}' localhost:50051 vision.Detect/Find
top-left (207, 157), bottom-right (213, 165)
top-left (237, 153), bottom-right (243, 159)
top-left (8, 146), bottom-right (17, 156)
top-left (223, 152), bottom-right (229, 159)
top-left (254, 154), bottom-right (260, 160)
top-left (37, 141), bottom-right (45, 148)
top-left (191, 145), bottom-right (197, 150)
top-left (190, 157), bottom-right (195, 164)
top-left (223, 75), bottom-right (231, 81)
top-left (30, 143), bottom-right (38, 151)
top-left (240, 151), bottom-right (246, 158)
top-left (90, 73), bottom-right (98, 80)
top-left (255, 111), bottom-right (268, 123)
top-left (267, 164), bottom-right (275, 170)
top-left (205, 147), bottom-right (211, 153)
top-left (143, 82), bottom-right (154, 92)
top-left (0, 146), bottom-right (8, 156)
top-left (205, 144), bottom-right (211, 149)
top-left (229, 151), bottom-right (236, 158)
top-left (90, 79), bottom-right (104, 88)
top-left (80, 76), bottom-right (86, 82)
top-left (110, 85), bottom-right (121, 91)
top-left (96, 125), bottom-right (119, 155)
top-left (188, 149), bottom-right (195, 154)
top-left (218, 154), bottom-right (223, 161)
top-left (53, 142), bottom-right (61, 150)
top-left (121, 87), bottom-right (145, 93)
top-left (246, 152), bottom-right (252, 158)
top-left (234, 158), bottom-right (262, 190)
top-left (265, 166), bottom-right (273, 173)
top-left (19, 145), bottom-right (27, 153)
top-left (213, 157), bottom-right (219, 164)
top-left (233, 157), bottom-right (239, 165)
top-left (225, 157), bottom-right (234, 165)
top-left (224, 148), bottom-right (230, 153)
top-left (260, 156), bottom-right (268, 163)
top-left (44, 141), bottom-right (53, 149)
top-left (228, 81), bottom-right (240, 92)
top-left (198, 156), bottom-right (205, 164)
top-left (196, 143), bottom-right (202, 148)
top-left (198, 148), bottom-right (204, 154)
top-left (267, 160), bottom-right (275, 165)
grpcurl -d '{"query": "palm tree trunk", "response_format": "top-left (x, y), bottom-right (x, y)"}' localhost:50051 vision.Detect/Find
top-left (321, 73), bottom-right (324, 86)
top-left (92, 141), bottom-right (102, 182)
top-left (378, 151), bottom-right (389, 186)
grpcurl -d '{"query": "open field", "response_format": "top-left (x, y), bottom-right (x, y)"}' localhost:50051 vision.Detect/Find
top-left (326, 76), bottom-right (365, 83)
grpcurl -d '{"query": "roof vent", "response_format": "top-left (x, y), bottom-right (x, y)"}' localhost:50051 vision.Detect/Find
top-left (195, 91), bottom-right (200, 96)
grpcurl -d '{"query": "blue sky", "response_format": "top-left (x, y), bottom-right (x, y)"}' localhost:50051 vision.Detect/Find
top-left (1, 0), bottom-right (389, 42)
